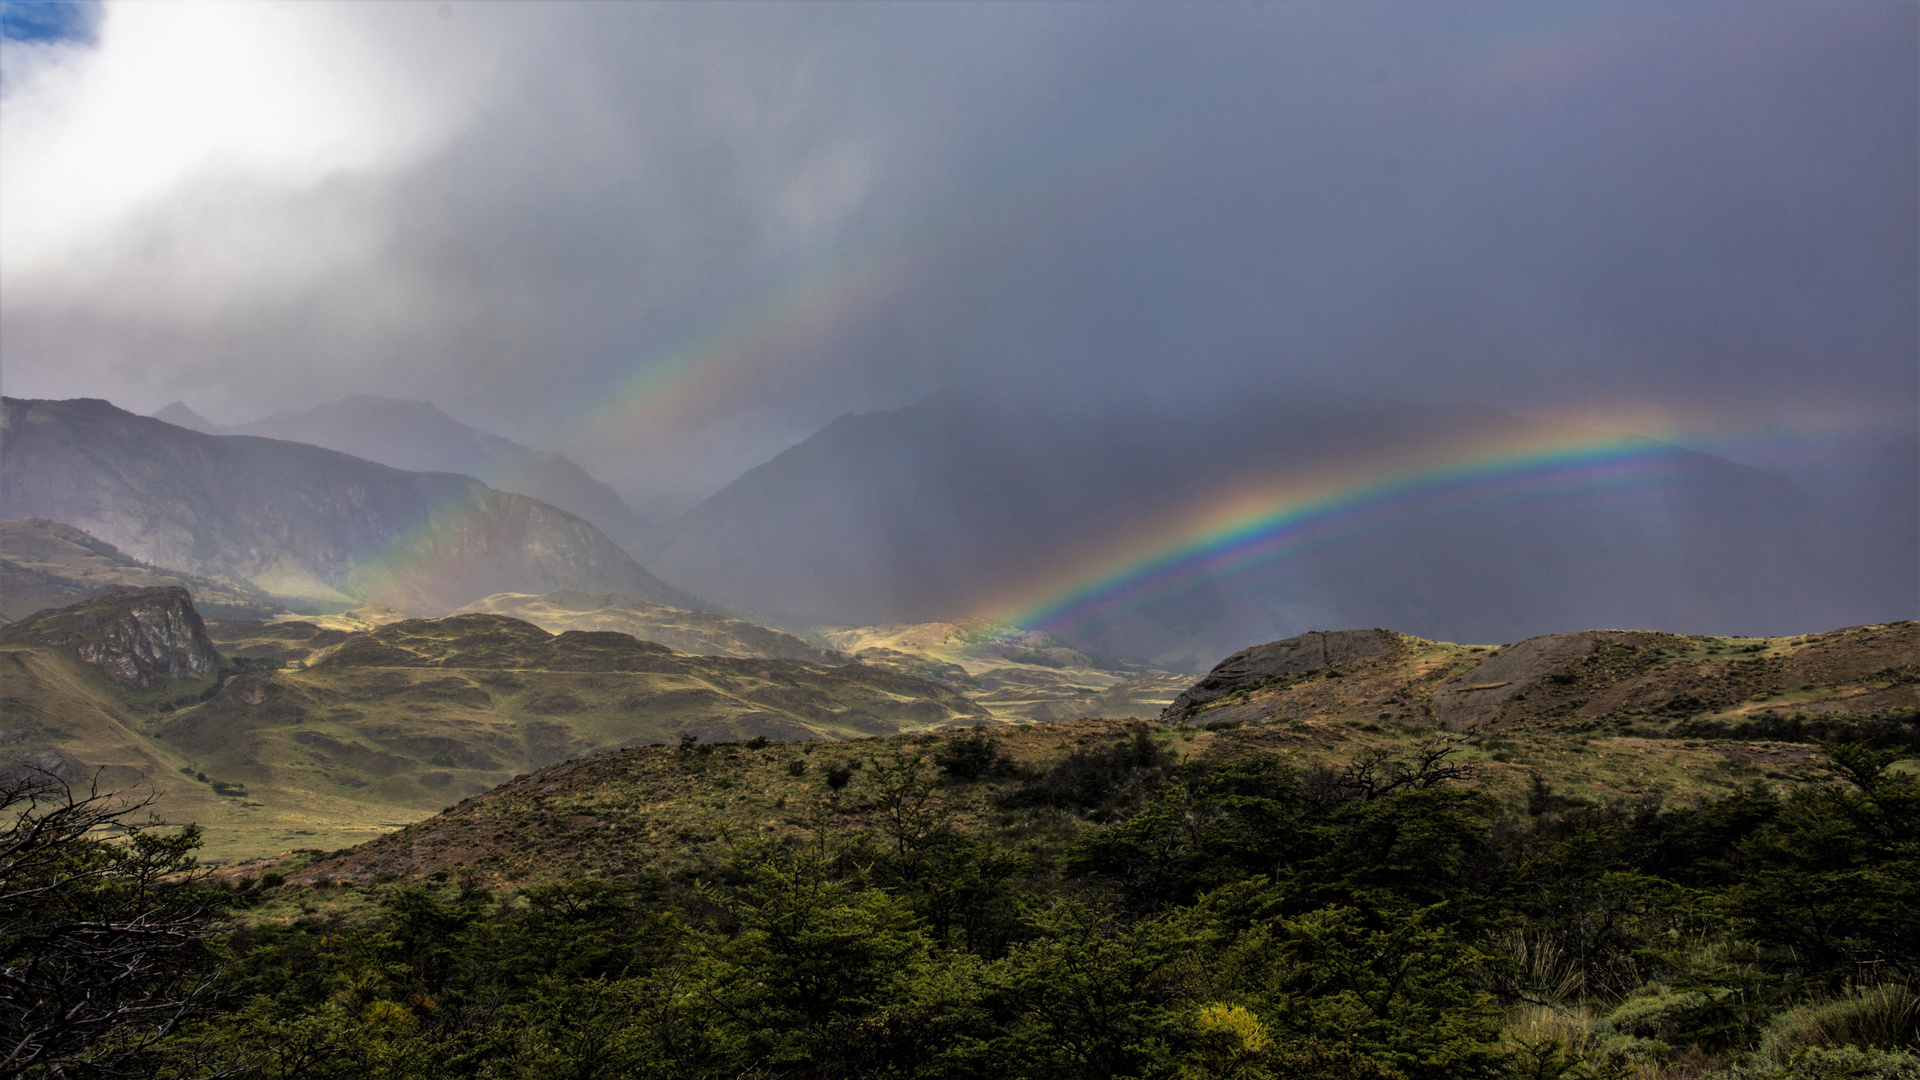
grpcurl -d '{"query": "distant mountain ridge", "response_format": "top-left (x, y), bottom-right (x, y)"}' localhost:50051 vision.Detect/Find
top-left (151, 395), bottom-right (648, 549)
top-left (2, 397), bottom-right (701, 616)
top-left (645, 390), bottom-right (1885, 667)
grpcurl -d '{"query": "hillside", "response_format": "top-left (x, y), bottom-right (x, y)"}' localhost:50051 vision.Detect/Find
top-left (821, 619), bottom-right (1192, 722)
top-left (457, 590), bottom-right (842, 664)
top-left (0, 590), bottom-right (996, 858)
top-left (0, 517), bottom-right (283, 622)
top-left (1, 397), bottom-right (698, 615)
top-left (643, 390), bottom-right (1894, 667)
top-left (206, 395), bottom-right (650, 550)
top-left (268, 618), bottom-right (1915, 887)
top-left (1161, 624), bottom-right (1920, 732)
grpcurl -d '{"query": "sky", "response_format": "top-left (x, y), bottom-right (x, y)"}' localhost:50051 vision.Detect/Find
top-left (1, 0), bottom-right (1913, 523)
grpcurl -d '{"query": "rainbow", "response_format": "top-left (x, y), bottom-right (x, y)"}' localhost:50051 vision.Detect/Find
top-left (991, 427), bottom-right (1690, 633)
top-left (555, 6), bottom-right (1636, 456)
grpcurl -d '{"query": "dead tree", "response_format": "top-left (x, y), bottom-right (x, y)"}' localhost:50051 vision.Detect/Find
top-left (0, 770), bottom-right (224, 1078)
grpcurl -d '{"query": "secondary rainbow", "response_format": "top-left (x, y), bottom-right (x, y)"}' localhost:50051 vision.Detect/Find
top-left (996, 428), bottom-right (1689, 632)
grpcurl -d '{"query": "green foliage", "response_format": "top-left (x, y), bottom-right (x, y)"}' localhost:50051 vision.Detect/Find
top-left (38, 738), bottom-right (1920, 1079)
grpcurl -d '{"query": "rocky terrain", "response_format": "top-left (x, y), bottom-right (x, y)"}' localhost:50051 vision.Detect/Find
top-left (1164, 623), bottom-right (1919, 735)
top-left (0, 517), bottom-right (282, 622)
top-left (0, 586), bottom-right (219, 689)
top-left (2, 397), bottom-right (698, 615)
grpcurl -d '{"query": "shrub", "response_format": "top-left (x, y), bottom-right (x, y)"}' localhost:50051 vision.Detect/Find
top-left (824, 762), bottom-right (853, 790)
top-left (933, 730), bottom-right (1012, 781)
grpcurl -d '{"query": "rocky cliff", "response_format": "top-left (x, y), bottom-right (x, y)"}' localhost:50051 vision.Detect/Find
top-left (0, 586), bottom-right (218, 688)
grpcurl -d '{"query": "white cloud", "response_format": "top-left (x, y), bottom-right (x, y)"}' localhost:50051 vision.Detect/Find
top-left (0, 0), bottom-right (497, 314)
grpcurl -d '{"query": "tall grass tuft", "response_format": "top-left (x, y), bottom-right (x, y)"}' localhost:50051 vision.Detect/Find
top-left (1757, 985), bottom-right (1920, 1065)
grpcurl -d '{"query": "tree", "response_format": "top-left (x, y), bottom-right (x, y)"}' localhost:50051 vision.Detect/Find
top-left (0, 770), bottom-right (224, 1078)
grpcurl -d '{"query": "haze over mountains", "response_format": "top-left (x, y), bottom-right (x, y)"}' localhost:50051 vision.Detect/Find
top-left (9, 388), bottom-right (1906, 671)
top-left (1, 397), bottom-right (698, 617)
top-left (645, 390), bottom-right (1901, 669)
top-left (154, 396), bottom-right (650, 549)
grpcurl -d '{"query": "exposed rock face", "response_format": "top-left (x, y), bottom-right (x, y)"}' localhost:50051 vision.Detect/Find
top-left (0, 586), bottom-right (218, 688)
top-left (2, 397), bottom-right (702, 616)
top-left (1162, 628), bottom-right (1407, 721)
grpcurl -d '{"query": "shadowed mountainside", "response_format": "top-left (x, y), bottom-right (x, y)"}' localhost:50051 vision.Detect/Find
top-left (177, 395), bottom-right (652, 550)
top-left (2, 397), bottom-right (698, 616)
top-left (0, 517), bottom-right (283, 622)
top-left (644, 390), bottom-right (1889, 668)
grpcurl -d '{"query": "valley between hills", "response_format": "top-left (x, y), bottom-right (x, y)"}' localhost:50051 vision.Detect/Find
top-left (1, 537), bottom-right (1912, 866)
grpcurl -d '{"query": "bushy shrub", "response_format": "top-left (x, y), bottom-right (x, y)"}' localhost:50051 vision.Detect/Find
top-left (997, 729), bottom-right (1175, 814)
top-left (932, 729), bottom-right (1012, 781)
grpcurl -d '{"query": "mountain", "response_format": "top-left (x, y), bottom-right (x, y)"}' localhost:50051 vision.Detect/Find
top-left (0, 518), bottom-right (283, 622)
top-left (2, 396), bottom-right (698, 615)
top-left (644, 390), bottom-right (1892, 668)
top-left (199, 395), bottom-right (649, 549)
top-left (151, 401), bottom-right (221, 435)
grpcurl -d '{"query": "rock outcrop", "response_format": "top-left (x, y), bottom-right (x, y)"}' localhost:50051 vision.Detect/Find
top-left (1161, 629), bottom-right (1408, 722)
top-left (0, 586), bottom-right (218, 688)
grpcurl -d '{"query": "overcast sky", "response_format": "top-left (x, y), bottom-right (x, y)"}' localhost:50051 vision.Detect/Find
top-left (1, 0), bottom-right (1913, 515)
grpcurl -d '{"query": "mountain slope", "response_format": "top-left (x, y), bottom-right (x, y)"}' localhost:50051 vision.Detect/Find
top-left (0, 518), bottom-right (282, 622)
top-left (207, 395), bottom-right (648, 549)
top-left (644, 390), bottom-right (1883, 666)
top-left (2, 397), bottom-right (697, 615)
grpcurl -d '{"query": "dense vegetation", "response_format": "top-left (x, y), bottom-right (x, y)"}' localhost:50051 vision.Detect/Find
top-left (9, 731), bottom-right (1919, 1080)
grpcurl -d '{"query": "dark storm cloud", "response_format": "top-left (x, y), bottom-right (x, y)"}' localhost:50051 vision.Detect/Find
top-left (1, 2), bottom-right (1912, 511)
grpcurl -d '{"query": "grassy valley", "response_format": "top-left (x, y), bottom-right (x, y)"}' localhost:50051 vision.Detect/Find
top-left (822, 619), bottom-right (1194, 722)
